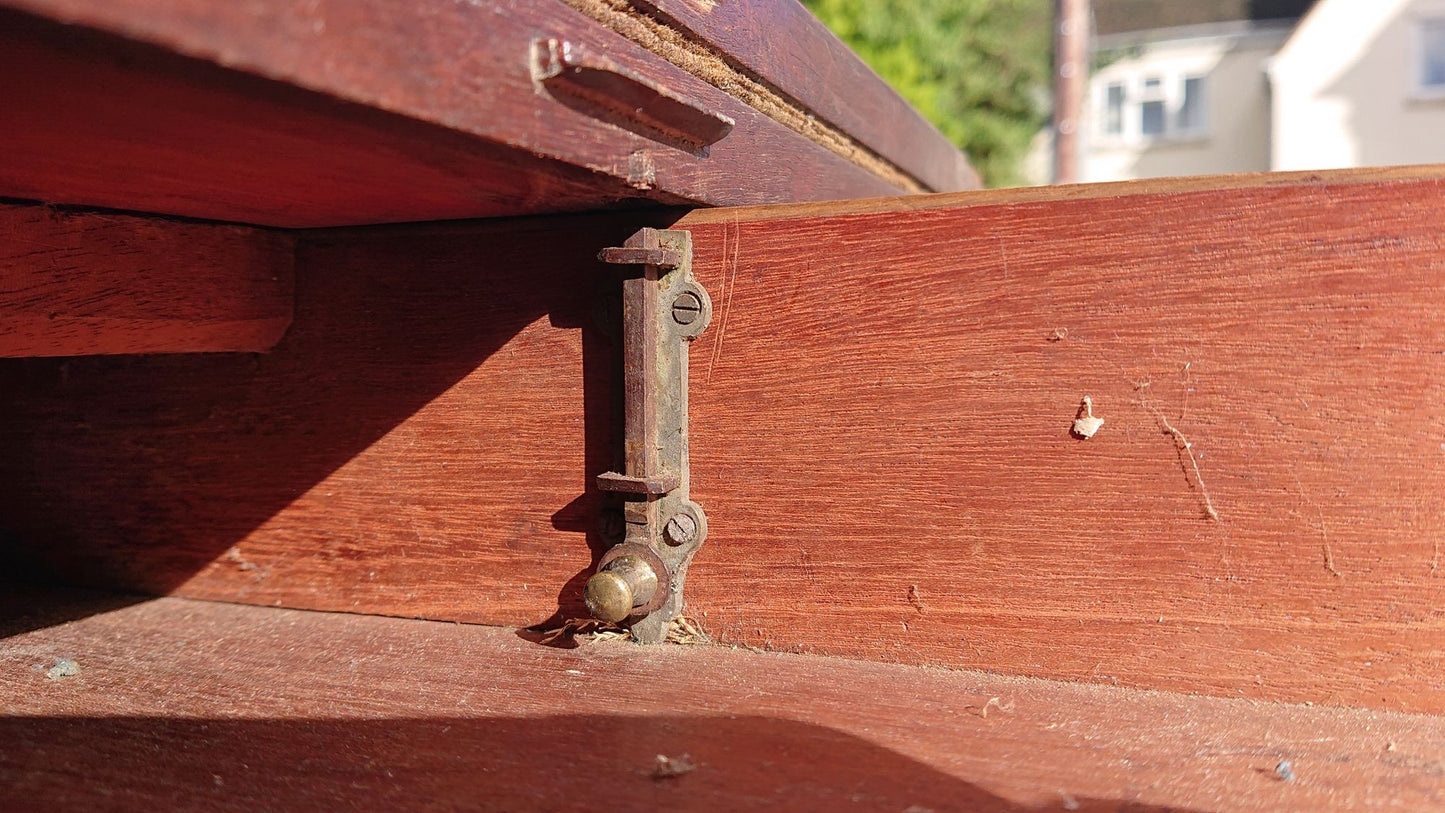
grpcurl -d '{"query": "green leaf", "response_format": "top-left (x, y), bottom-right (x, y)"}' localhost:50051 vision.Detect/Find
top-left (802, 0), bottom-right (1051, 187)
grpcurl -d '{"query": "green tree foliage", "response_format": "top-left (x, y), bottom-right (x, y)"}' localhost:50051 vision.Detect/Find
top-left (803, 0), bottom-right (1052, 187)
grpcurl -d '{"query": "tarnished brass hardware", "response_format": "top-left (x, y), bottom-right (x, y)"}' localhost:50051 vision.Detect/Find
top-left (584, 228), bottom-right (710, 643)
top-left (583, 554), bottom-right (659, 623)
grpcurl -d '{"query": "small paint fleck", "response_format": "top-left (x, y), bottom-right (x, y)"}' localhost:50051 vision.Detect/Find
top-left (1275, 760), bottom-right (1295, 782)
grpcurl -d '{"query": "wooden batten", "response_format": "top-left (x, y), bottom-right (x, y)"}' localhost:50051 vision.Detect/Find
top-left (0, 203), bottom-right (293, 356)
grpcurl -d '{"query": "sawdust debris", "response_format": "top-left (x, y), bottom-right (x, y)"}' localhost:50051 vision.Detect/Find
top-left (45, 658), bottom-right (80, 680)
top-left (666, 614), bottom-right (711, 645)
top-left (652, 753), bottom-right (696, 779)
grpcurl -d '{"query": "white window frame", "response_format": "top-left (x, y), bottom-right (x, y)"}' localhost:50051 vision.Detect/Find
top-left (1139, 76), bottom-right (1167, 137)
top-left (1176, 75), bottom-right (1207, 135)
top-left (1102, 81), bottom-right (1126, 136)
top-left (1416, 17), bottom-right (1445, 99)
top-left (1093, 72), bottom-right (1209, 144)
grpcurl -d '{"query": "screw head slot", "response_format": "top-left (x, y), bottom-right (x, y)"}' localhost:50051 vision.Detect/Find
top-left (671, 291), bottom-right (703, 325)
top-left (664, 512), bottom-right (699, 546)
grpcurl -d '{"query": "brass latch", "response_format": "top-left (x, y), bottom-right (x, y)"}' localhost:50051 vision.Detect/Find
top-left (586, 228), bottom-right (711, 643)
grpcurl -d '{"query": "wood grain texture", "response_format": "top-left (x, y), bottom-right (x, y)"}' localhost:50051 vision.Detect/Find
top-left (0, 204), bottom-right (292, 356)
top-left (5, 170), bottom-right (1445, 713)
top-left (641, 0), bottom-right (979, 192)
top-left (0, 1), bottom-right (903, 227)
top-left (678, 170), bottom-right (1445, 712)
top-left (3, 588), bottom-right (1443, 812)
top-left (0, 213), bottom-right (650, 617)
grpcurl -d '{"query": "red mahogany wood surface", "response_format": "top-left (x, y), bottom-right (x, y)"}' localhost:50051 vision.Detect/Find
top-left (0, 0), bottom-right (910, 227)
top-left (0, 203), bottom-right (292, 356)
top-left (4, 169), bottom-right (1445, 712)
top-left (3, 588), bottom-right (1442, 811)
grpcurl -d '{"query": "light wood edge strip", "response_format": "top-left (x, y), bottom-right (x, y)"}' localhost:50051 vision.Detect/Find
top-left (678, 164), bottom-right (1445, 225)
top-left (559, 0), bottom-right (930, 194)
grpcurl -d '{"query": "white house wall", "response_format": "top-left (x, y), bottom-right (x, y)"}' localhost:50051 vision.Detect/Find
top-left (1084, 28), bottom-right (1285, 182)
top-left (1271, 0), bottom-right (1445, 171)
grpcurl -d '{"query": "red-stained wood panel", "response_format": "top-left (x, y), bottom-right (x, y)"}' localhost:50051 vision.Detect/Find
top-left (0, 1), bottom-right (902, 227)
top-left (0, 213), bottom-right (649, 617)
top-left (4, 589), bottom-right (1443, 812)
top-left (4, 169), bottom-right (1445, 714)
top-left (678, 167), bottom-right (1445, 712)
top-left (0, 204), bottom-right (292, 356)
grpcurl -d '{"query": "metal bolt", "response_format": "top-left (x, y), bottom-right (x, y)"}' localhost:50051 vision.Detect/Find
top-left (664, 512), bottom-right (698, 546)
top-left (584, 554), bottom-right (658, 623)
top-left (671, 292), bottom-right (703, 325)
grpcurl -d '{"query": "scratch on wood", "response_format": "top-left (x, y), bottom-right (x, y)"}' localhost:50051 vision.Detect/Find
top-left (1432, 538), bottom-right (1440, 576)
top-left (798, 549), bottom-right (818, 586)
top-left (1155, 413), bottom-right (1220, 522)
top-left (1293, 476), bottom-right (1342, 580)
top-left (705, 218), bottom-right (740, 384)
top-left (974, 696), bottom-right (1014, 718)
top-left (1317, 507), bottom-right (1343, 579)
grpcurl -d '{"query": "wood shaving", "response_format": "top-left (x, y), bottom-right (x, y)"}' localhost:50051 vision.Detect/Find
top-left (666, 614), bottom-right (711, 646)
top-left (1071, 396), bottom-right (1104, 439)
top-left (1156, 413), bottom-right (1220, 522)
top-left (975, 696), bottom-right (1015, 718)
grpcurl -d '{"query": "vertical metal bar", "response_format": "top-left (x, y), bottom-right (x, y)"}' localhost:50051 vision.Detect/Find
top-left (621, 267), bottom-right (660, 482)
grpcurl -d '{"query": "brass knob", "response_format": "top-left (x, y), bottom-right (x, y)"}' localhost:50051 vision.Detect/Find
top-left (584, 554), bottom-right (659, 623)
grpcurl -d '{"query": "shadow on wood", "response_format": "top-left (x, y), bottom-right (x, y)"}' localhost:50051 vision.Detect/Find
top-left (0, 212), bottom-right (678, 628)
top-left (0, 713), bottom-right (1182, 812)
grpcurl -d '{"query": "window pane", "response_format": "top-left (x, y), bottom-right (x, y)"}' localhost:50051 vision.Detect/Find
top-left (1177, 76), bottom-right (1204, 131)
top-left (1143, 77), bottom-right (1161, 92)
top-left (1104, 83), bottom-right (1124, 134)
top-left (1141, 100), bottom-right (1165, 135)
top-left (1424, 20), bottom-right (1445, 87)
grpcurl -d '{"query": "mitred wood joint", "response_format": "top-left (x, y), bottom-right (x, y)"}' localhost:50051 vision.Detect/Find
top-left (0, 203), bottom-right (294, 357)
